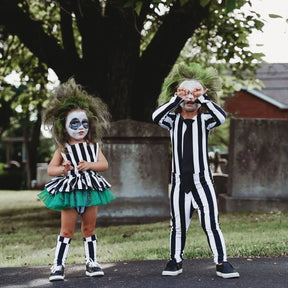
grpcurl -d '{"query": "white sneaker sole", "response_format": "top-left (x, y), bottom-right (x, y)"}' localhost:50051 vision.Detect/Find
top-left (162, 269), bottom-right (183, 276)
top-left (216, 271), bottom-right (240, 278)
top-left (49, 275), bottom-right (65, 281)
top-left (86, 271), bottom-right (104, 277)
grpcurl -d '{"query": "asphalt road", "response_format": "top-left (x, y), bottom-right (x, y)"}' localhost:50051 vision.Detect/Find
top-left (1, 257), bottom-right (287, 288)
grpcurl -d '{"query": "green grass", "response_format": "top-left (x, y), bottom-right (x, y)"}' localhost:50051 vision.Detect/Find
top-left (0, 190), bottom-right (287, 267)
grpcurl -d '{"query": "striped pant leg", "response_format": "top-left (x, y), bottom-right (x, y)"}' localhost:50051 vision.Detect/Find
top-left (169, 177), bottom-right (193, 263)
top-left (192, 177), bottom-right (227, 264)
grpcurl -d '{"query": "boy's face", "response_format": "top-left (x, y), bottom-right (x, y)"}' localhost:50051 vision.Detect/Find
top-left (179, 80), bottom-right (202, 112)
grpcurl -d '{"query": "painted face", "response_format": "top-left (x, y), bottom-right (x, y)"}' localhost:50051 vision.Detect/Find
top-left (65, 110), bottom-right (89, 140)
top-left (179, 80), bottom-right (202, 112)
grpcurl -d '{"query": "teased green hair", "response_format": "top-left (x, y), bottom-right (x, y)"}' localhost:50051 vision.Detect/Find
top-left (43, 78), bottom-right (110, 148)
top-left (158, 62), bottom-right (222, 105)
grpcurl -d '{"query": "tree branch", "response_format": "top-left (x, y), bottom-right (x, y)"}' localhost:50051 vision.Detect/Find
top-left (0, 0), bottom-right (80, 81)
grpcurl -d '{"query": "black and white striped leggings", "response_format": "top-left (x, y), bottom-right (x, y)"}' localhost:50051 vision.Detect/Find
top-left (169, 173), bottom-right (227, 264)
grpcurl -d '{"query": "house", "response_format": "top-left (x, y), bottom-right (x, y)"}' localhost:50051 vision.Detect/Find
top-left (219, 63), bottom-right (288, 212)
top-left (224, 63), bottom-right (288, 119)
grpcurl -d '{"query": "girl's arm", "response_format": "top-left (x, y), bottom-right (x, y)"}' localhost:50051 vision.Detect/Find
top-left (77, 147), bottom-right (108, 172)
top-left (47, 149), bottom-right (72, 176)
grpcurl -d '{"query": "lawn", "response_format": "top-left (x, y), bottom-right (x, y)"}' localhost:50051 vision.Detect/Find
top-left (0, 190), bottom-right (287, 267)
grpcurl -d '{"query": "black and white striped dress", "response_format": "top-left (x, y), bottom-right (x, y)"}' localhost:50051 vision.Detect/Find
top-left (152, 94), bottom-right (227, 264)
top-left (45, 142), bottom-right (111, 194)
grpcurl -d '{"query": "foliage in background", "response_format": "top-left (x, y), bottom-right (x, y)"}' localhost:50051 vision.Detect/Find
top-left (0, 0), bottom-right (269, 123)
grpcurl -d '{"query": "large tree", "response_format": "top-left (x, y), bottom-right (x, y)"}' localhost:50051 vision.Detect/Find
top-left (0, 0), bottom-right (266, 188)
top-left (0, 0), bottom-right (264, 122)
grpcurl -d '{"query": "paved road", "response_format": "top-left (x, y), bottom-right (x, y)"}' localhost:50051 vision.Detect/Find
top-left (1, 257), bottom-right (287, 288)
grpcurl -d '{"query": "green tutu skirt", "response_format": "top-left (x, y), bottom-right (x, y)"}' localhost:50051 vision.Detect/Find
top-left (38, 188), bottom-right (115, 211)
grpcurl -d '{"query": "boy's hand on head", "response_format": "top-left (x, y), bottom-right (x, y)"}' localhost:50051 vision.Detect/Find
top-left (191, 88), bottom-right (208, 100)
top-left (176, 88), bottom-right (190, 98)
top-left (176, 87), bottom-right (208, 102)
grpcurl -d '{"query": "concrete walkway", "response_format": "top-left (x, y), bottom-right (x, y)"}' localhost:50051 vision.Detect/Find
top-left (1, 257), bottom-right (287, 288)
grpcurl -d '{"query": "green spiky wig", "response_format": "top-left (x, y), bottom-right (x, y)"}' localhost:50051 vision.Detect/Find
top-left (43, 78), bottom-right (110, 148)
top-left (158, 62), bottom-right (222, 105)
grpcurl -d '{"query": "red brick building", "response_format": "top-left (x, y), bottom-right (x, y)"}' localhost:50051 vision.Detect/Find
top-left (225, 63), bottom-right (288, 119)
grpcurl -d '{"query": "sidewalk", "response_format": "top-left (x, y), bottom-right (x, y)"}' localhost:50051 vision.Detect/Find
top-left (1, 257), bottom-right (287, 288)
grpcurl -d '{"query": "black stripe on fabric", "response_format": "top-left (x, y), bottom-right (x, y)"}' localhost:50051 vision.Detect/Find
top-left (91, 234), bottom-right (96, 241)
top-left (88, 241), bottom-right (95, 260)
top-left (79, 143), bottom-right (87, 161)
top-left (57, 237), bottom-right (67, 266)
top-left (176, 119), bottom-right (183, 174)
top-left (197, 114), bottom-right (204, 172)
top-left (87, 144), bottom-right (94, 161)
top-left (71, 145), bottom-right (79, 165)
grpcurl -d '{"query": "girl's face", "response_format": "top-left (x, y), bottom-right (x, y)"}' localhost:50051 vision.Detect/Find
top-left (65, 110), bottom-right (89, 141)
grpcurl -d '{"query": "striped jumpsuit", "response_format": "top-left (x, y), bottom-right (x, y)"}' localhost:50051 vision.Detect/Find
top-left (152, 94), bottom-right (227, 264)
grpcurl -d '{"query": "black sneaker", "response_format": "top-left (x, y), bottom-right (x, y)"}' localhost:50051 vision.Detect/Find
top-left (162, 259), bottom-right (183, 276)
top-left (49, 265), bottom-right (65, 281)
top-left (216, 262), bottom-right (240, 279)
top-left (86, 259), bottom-right (104, 277)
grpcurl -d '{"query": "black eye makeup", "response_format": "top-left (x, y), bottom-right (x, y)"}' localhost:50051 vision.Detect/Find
top-left (69, 118), bottom-right (89, 130)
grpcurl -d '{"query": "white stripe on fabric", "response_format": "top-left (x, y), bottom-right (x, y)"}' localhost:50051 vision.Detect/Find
top-left (192, 121), bottom-right (200, 174)
top-left (171, 177), bottom-right (182, 263)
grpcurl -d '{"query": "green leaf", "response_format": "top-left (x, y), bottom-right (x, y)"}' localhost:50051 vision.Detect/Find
top-left (225, 0), bottom-right (236, 13)
top-left (180, 0), bottom-right (189, 6)
top-left (200, 0), bottom-right (211, 7)
top-left (268, 14), bottom-right (283, 19)
top-left (135, 1), bottom-right (143, 16)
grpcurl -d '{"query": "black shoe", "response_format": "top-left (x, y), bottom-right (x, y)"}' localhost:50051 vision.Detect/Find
top-left (86, 259), bottom-right (104, 277)
top-left (162, 259), bottom-right (183, 276)
top-left (49, 265), bottom-right (65, 281)
top-left (216, 262), bottom-right (240, 279)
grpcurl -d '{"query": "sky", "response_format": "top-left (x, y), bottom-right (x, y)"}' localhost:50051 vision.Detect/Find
top-left (242, 0), bottom-right (288, 63)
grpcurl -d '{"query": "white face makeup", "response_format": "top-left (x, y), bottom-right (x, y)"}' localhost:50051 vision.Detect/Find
top-left (65, 110), bottom-right (89, 140)
top-left (179, 80), bottom-right (203, 112)
top-left (179, 79), bottom-right (204, 94)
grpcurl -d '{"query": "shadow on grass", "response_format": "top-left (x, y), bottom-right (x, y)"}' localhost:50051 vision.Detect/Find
top-left (0, 207), bottom-right (60, 232)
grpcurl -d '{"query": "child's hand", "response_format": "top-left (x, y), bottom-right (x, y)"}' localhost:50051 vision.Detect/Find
top-left (176, 88), bottom-right (190, 98)
top-left (176, 87), bottom-right (208, 102)
top-left (192, 88), bottom-right (208, 99)
top-left (77, 160), bottom-right (90, 171)
top-left (61, 160), bottom-right (73, 175)
top-left (62, 160), bottom-right (73, 171)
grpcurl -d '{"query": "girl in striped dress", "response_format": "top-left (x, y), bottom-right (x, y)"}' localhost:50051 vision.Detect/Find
top-left (152, 62), bottom-right (239, 279)
top-left (38, 78), bottom-right (115, 282)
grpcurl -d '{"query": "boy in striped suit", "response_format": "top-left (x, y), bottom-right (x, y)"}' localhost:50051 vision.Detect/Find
top-left (152, 63), bottom-right (239, 279)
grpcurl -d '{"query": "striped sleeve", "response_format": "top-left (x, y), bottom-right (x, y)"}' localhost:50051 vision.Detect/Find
top-left (195, 94), bottom-right (226, 130)
top-left (152, 95), bottom-right (183, 130)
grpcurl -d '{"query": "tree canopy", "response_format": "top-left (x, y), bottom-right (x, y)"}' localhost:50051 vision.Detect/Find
top-left (0, 0), bottom-right (271, 188)
top-left (0, 0), bottom-right (266, 124)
